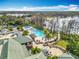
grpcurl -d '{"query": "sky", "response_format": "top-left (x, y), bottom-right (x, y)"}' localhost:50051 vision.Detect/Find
top-left (0, 0), bottom-right (79, 11)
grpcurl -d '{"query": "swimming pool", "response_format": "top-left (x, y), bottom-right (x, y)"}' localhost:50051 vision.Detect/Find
top-left (32, 29), bottom-right (45, 37)
top-left (24, 26), bottom-right (45, 37)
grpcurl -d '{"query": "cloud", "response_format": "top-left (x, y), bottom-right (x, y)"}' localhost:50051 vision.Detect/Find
top-left (68, 7), bottom-right (78, 11)
top-left (0, 4), bottom-right (79, 11)
top-left (68, 4), bottom-right (79, 11)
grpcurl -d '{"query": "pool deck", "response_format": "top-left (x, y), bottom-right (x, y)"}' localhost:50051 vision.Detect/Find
top-left (33, 43), bottom-right (64, 56)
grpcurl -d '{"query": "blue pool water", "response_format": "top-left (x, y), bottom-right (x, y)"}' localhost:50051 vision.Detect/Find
top-left (24, 26), bottom-right (45, 37)
top-left (32, 29), bottom-right (45, 37)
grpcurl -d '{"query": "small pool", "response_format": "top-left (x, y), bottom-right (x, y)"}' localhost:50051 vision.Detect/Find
top-left (24, 26), bottom-right (45, 37)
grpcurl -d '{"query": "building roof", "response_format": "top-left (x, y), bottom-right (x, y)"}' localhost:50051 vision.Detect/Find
top-left (22, 45), bottom-right (32, 57)
top-left (0, 40), bottom-right (4, 45)
top-left (58, 53), bottom-right (75, 59)
top-left (0, 39), bottom-right (46, 59)
top-left (15, 36), bottom-right (33, 44)
top-left (30, 34), bottom-right (37, 38)
top-left (25, 52), bottom-right (47, 59)
top-left (0, 39), bottom-right (26, 59)
top-left (13, 31), bottom-right (33, 44)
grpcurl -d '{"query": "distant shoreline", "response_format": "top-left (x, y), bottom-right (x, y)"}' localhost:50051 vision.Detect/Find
top-left (0, 11), bottom-right (79, 16)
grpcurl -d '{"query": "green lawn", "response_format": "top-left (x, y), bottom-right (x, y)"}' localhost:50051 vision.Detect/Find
top-left (0, 26), bottom-right (2, 30)
top-left (56, 40), bottom-right (69, 49)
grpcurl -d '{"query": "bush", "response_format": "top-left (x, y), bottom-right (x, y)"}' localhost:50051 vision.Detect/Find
top-left (44, 28), bottom-right (49, 34)
top-left (56, 40), bottom-right (69, 49)
top-left (31, 47), bottom-right (41, 54)
top-left (22, 30), bottom-right (29, 36)
top-left (7, 21), bottom-right (15, 25)
top-left (47, 56), bottom-right (58, 59)
top-left (60, 33), bottom-right (79, 57)
top-left (68, 41), bottom-right (79, 57)
top-left (8, 27), bottom-right (13, 31)
top-left (46, 33), bottom-right (53, 39)
top-left (0, 26), bottom-right (2, 31)
top-left (17, 25), bottom-right (23, 31)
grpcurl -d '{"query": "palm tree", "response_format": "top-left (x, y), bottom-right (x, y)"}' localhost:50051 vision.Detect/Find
top-left (0, 15), bottom-right (7, 28)
top-left (47, 56), bottom-right (58, 59)
top-left (31, 47), bottom-right (41, 54)
top-left (46, 33), bottom-right (52, 40)
top-left (15, 17), bottom-right (25, 25)
top-left (22, 30), bottom-right (29, 36)
top-left (17, 25), bottom-right (23, 31)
